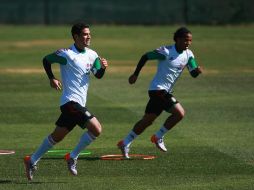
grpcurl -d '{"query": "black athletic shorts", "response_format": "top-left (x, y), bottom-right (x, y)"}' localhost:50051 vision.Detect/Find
top-left (145, 90), bottom-right (179, 116)
top-left (55, 101), bottom-right (94, 131)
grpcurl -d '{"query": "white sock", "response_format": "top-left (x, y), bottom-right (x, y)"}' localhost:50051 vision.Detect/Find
top-left (31, 135), bottom-right (56, 165)
top-left (123, 130), bottom-right (138, 147)
top-left (70, 132), bottom-right (96, 159)
top-left (155, 126), bottom-right (169, 139)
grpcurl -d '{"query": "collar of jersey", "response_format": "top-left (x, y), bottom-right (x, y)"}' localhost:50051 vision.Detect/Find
top-left (73, 44), bottom-right (86, 54)
top-left (174, 44), bottom-right (183, 54)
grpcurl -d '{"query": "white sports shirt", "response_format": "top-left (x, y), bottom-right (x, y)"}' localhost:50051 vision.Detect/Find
top-left (56, 44), bottom-right (99, 107)
top-left (149, 45), bottom-right (194, 93)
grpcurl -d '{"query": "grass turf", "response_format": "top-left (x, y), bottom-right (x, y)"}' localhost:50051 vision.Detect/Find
top-left (0, 25), bottom-right (254, 190)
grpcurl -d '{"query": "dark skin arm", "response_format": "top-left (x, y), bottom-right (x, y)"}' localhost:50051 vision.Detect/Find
top-left (129, 51), bottom-right (165, 84)
top-left (190, 66), bottom-right (202, 78)
top-left (129, 54), bottom-right (149, 84)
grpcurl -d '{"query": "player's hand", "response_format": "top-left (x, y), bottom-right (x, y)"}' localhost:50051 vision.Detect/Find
top-left (99, 57), bottom-right (108, 69)
top-left (196, 66), bottom-right (203, 74)
top-left (50, 78), bottom-right (62, 90)
top-left (128, 74), bottom-right (138, 84)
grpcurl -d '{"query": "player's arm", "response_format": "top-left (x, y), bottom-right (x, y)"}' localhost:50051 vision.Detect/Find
top-left (91, 57), bottom-right (108, 79)
top-left (42, 53), bottom-right (67, 90)
top-left (129, 51), bottom-right (166, 84)
top-left (187, 57), bottom-right (202, 78)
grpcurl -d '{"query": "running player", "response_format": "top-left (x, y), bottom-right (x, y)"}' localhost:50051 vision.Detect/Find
top-left (117, 27), bottom-right (202, 158)
top-left (24, 22), bottom-right (108, 180)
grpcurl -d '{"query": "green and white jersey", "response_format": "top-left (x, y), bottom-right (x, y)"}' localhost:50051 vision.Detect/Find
top-left (149, 45), bottom-right (195, 93)
top-left (47, 44), bottom-right (101, 107)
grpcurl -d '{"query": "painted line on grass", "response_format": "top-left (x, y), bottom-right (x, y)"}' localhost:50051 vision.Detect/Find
top-left (100, 154), bottom-right (156, 160)
top-left (0, 150), bottom-right (15, 155)
top-left (45, 149), bottom-right (91, 157)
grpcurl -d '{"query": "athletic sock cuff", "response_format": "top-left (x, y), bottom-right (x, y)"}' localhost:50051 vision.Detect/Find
top-left (48, 135), bottom-right (57, 146)
top-left (130, 130), bottom-right (138, 138)
top-left (87, 131), bottom-right (96, 141)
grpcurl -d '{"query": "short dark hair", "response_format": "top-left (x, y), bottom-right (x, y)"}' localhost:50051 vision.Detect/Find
top-left (71, 22), bottom-right (89, 39)
top-left (173, 27), bottom-right (191, 42)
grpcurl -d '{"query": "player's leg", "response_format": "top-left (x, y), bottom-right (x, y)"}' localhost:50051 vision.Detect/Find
top-left (118, 91), bottom-right (164, 158)
top-left (69, 116), bottom-right (101, 160)
top-left (133, 113), bottom-right (158, 135)
top-left (31, 126), bottom-right (69, 164)
top-left (123, 113), bottom-right (158, 145)
top-left (25, 101), bottom-right (78, 180)
top-left (51, 126), bottom-right (71, 142)
top-left (65, 117), bottom-right (100, 176)
top-left (86, 117), bottom-right (102, 137)
top-left (34, 101), bottom-right (77, 164)
top-left (66, 105), bottom-right (101, 175)
top-left (24, 126), bottom-right (70, 180)
top-left (151, 102), bottom-right (185, 152)
top-left (117, 113), bottom-right (157, 158)
top-left (155, 102), bottom-right (185, 138)
top-left (164, 103), bottom-right (185, 130)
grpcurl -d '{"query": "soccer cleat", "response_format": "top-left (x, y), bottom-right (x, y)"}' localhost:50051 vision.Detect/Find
top-left (65, 153), bottom-right (78, 176)
top-left (117, 140), bottom-right (130, 159)
top-left (24, 156), bottom-right (37, 181)
top-left (151, 135), bottom-right (167, 152)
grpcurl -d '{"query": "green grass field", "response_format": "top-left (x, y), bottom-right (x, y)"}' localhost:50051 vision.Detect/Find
top-left (0, 25), bottom-right (254, 190)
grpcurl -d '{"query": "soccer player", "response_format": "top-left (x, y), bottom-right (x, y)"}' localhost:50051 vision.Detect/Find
top-left (24, 23), bottom-right (108, 180)
top-left (117, 27), bottom-right (202, 158)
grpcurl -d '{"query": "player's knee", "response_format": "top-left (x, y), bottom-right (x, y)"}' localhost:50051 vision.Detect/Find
top-left (172, 104), bottom-right (185, 121)
top-left (94, 124), bottom-right (102, 137)
top-left (176, 108), bottom-right (185, 121)
top-left (87, 122), bottom-right (102, 137)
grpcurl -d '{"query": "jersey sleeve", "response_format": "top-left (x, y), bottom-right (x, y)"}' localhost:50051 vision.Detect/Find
top-left (186, 50), bottom-right (197, 72)
top-left (91, 57), bottom-right (106, 79)
top-left (132, 49), bottom-right (165, 76)
top-left (91, 57), bottom-right (101, 74)
top-left (89, 50), bottom-right (105, 78)
top-left (147, 51), bottom-right (166, 60)
top-left (155, 46), bottom-right (170, 57)
top-left (186, 50), bottom-right (200, 78)
top-left (44, 49), bottom-right (68, 65)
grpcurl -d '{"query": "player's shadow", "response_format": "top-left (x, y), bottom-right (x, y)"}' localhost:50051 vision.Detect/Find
top-left (0, 179), bottom-right (44, 184)
top-left (0, 180), bottom-right (12, 184)
top-left (79, 156), bottom-right (101, 161)
top-left (0, 179), bottom-right (68, 185)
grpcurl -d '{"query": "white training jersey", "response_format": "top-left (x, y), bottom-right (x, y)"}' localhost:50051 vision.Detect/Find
top-left (56, 44), bottom-right (98, 107)
top-left (149, 45), bottom-right (194, 93)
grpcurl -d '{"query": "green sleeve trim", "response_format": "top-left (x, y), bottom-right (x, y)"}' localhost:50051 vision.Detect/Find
top-left (146, 51), bottom-right (166, 60)
top-left (45, 53), bottom-right (67, 65)
top-left (187, 57), bottom-right (198, 70)
top-left (93, 57), bottom-right (101, 70)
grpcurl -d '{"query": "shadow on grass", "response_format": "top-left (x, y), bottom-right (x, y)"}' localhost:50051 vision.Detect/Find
top-left (0, 179), bottom-right (67, 184)
top-left (0, 180), bottom-right (12, 184)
